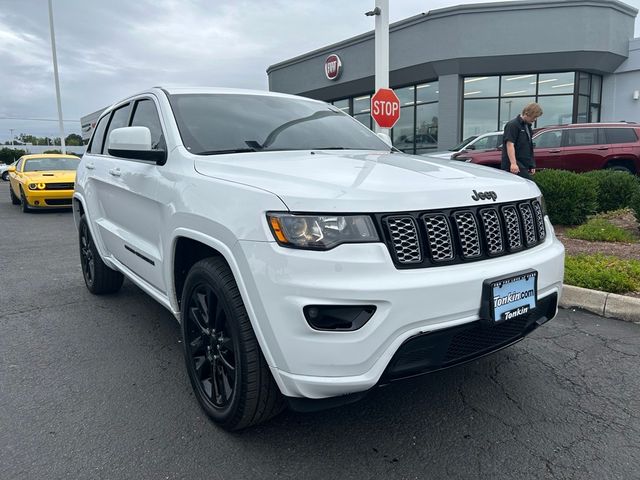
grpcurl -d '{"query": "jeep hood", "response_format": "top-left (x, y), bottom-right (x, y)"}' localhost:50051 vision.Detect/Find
top-left (194, 150), bottom-right (541, 212)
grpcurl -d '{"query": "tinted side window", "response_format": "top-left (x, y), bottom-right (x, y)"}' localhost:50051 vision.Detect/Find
top-left (605, 128), bottom-right (637, 144)
top-left (535, 130), bottom-right (562, 149)
top-left (88, 115), bottom-right (109, 154)
top-left (564, 128), bottom-right (600, 147)
top-left (130, 99), bottom-right (165, 150)
top-left (103, 104), bottom-right (131, 154)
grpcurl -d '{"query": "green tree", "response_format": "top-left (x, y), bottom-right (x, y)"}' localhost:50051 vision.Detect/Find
top-left (65, 133), bottom-right (83, 146)
top-left (0, 147), bottom-right (27, 164)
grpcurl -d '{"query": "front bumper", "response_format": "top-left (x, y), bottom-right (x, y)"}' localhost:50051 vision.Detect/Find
top-left (24, 188), bottom-right (73, 208)
top-left (237, 221), bottom-right (564, 400)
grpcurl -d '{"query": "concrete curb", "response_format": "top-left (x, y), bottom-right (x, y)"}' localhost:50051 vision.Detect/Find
top-left (559, 285), bottom-right (640, 323)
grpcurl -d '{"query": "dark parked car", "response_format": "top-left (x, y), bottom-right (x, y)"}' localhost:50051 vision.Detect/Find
top-left (453, 122), bottom-right (640, 174)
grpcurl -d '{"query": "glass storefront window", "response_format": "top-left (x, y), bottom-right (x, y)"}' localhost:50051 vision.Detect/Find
top-left (577, 95), bottom-right (589, 123)
top-left (395, 86), bottom-right (415, 106)
top-left (536, 95), bottom-right (574, 127)
top-left (464, 76), bottom-right (499, 97)
top-left (415, 103), bottom-right (438, 150)
top-left (332, 98), bottom-right (350, 114)
top-left (591, 75), bottom-right (602, 102)
top-left (537, 72), bottom-right (575, 95)
top-left (417, 82), bottom-right (439, 104)
top-left (391, 107), bottom-right (416, 153)
top-left (500, 96), bottom-right (535, 128)
top-left (354, 113), bottom-right (371, 129)
top-left (463, 99), bottom-right (498, 138)
top-left (501, 74), bottom-right (536, 97)
top-left (353, 95), bottom-right (371, 114)
top-left (578, 72), bottom-right (590, 95)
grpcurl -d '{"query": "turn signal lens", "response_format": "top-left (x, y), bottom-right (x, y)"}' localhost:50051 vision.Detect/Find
top-left (38, 183), bottom-right (46, 190)
top-left (267, 213), bottom-right (379, 250)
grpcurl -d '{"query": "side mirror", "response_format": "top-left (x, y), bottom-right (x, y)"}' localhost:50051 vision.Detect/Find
top-left (107, 126), bottom-right (166, 165)
top-left (376, 132), bottom-right (393, 147)
top-left (7, 166), bottom-right (16, 173)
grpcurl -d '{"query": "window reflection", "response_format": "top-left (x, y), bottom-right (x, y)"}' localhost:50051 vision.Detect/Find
top-left (391, 107), bottom-right (416, 153)
top-left (536, 96), bottom-right (573, 127)
top-left (464, 76), bottom-right (499, 97)
top-left (417, 82), bottom-right (439, 104)
top-left (501, 74), bottom-right (536, 97)
top-left (416, 103), bottom-right (438, 149)
top-left (538, 72), bottom-right (575, 95)
top-left (463, 99), bottom-right (498, 138)
top-left (500, 96), bottom-right (535, 128)
top-left (395, 86), bottom-right (415, 106)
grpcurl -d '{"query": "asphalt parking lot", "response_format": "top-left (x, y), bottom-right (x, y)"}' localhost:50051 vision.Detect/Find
top-left (1, 180), bottom-right (639, 480)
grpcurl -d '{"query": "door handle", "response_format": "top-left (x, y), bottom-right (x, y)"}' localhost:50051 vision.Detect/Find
top-left (596, 146), bottom-right (609, 150)
top-left (549, 149), bottom-right (561, 153)
top-left (85, 163), bottom-right (95, 170)
top-left (108, 168), bottom-right (121, 177)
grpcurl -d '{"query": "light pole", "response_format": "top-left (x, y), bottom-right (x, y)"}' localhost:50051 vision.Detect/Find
top-left (9, 128), bottom-right (14, 145)
top-left (367, 0), bottom-right (389, 135)
top-left (48, 0), bottom-right (66, 154)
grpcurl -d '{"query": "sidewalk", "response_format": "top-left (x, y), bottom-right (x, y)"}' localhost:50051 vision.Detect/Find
top-left (560, 285), bottom-right (640, 323)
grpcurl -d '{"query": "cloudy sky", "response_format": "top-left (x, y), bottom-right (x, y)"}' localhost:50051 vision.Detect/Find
top-left (1, 0), bottom-right (639, 142)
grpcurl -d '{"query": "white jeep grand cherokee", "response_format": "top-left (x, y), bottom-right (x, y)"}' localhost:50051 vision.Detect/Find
top-left (74, 87), bottom-right (564, 430)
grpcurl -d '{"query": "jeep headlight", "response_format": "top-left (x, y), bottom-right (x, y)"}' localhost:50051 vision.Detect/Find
top-left (267, 213), bottom-right (379, 250)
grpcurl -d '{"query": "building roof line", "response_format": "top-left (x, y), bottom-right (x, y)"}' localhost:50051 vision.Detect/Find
top-left (267, 0), bottom-right (638, 74)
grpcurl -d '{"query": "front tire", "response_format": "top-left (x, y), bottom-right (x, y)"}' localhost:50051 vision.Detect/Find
top-left (79, 215), bottom-right (124, 294)
top-left (20, 188), bottom-right (31, 213)
top-left (1, 171), bottom-right (8, 181)
top-left (9, 185), bottom-right (20, 205)
top-left (181, 257), bottom-right (283, 431)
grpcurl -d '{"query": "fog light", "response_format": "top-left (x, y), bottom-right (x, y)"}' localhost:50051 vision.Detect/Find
top-left (34, 200), bottom-right (40, 205)
top-left (303, 305), bottom-right (376, 331)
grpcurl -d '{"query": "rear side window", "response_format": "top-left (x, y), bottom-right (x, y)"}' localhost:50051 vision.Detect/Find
top-left (535, 130), bottom-right (562, 149)
top-left (563, 128), bottom-right (605, 147)
top-left (103, 104), bottom-right (131, 154)
top-left (605, 128), bottom-right (637, 144)
top-left (130, 99), bottom-right (165, 150)
top-left (88, 115), bottom-right (109, 154)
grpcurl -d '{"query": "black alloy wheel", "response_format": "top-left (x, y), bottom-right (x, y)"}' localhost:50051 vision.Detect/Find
top-left (184, 282), bottom-right (237, 410)
top-left (78, 215), bottom-right (124, 294)
top-left (181, 258), bottom-right (283, 430)
top-left (80, 220), bottom-right (96, 288)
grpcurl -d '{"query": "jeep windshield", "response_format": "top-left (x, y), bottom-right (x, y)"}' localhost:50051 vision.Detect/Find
top-left (168, 93), bottom-right (391, 155)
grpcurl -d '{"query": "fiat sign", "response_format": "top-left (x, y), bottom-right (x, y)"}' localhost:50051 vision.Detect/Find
top-left (324, 54), bottom-right (342, 81)
top-left (371, 88), bottom-right (401, 129)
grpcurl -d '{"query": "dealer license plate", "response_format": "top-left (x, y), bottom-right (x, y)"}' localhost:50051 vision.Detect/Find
top-left (484, 270), bottom-right (537, 323)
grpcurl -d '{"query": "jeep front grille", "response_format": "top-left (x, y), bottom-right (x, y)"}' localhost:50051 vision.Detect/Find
top-left (380, 198), bottom-right (546, 269)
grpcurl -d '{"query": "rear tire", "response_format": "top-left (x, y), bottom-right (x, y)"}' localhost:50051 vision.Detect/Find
top-left (181, 257), bottom-right (284, 431)
top-left (79, 215), bottom-right (124, 294)
top-left (605, 164), bottom-right (634, 175)
top-left (9, 185), bottom-right (20, 205)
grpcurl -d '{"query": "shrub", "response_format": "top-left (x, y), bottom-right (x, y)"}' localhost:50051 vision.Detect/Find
top-left (565, 218), bottom-right (636, 242)
top-left (631, 189), bottom-right (640, 224)
top-left (564, 254), bottom-right (640, 294)
top-left (534, 169), bottom-right (598, 225)
top-left (583, 170), bottom-right (640, 213)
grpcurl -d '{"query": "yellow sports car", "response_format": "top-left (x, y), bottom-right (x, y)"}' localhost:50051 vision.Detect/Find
top-left (8, 154), bottom-right (80, 212)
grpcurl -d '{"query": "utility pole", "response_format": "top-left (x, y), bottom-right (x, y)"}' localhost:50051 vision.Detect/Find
top-left (48, 0), bottom-right (66, 154)
top-left (9, 128), bottom-right (14, 145)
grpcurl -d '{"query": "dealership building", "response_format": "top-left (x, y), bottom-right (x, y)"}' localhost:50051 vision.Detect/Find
top-left (267, 0), bottom-right (640, 153)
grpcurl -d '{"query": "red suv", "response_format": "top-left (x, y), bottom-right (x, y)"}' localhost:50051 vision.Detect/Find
top-left (453, 123), bottom-right (640, 174)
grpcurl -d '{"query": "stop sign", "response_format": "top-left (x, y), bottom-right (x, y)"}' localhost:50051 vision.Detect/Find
top-left (371, 88), bottom-right (401, 129)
